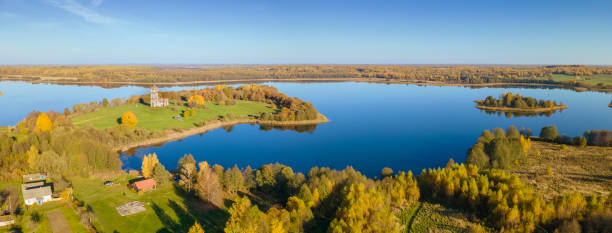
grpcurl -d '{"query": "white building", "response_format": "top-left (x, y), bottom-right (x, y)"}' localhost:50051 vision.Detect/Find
top-left (150, 86), bottom-right (169, 108)
top-left (21, 182), bottom-right (52, 206)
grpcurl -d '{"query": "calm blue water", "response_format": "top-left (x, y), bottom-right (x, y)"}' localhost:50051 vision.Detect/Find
top-left (1, 81), bottom-right (611, 177)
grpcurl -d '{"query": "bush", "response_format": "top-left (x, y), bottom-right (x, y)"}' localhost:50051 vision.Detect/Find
top-left (540, 125), bottom-right (559, 141)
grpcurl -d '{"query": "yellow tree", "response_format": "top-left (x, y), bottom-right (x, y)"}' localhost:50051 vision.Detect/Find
top-left (35, 113), bottom-right (53, 132)
top-left (26, 145), bottom-right (39, 170)
top-left (187, 95), bottom-right (205, 105)
top-left (121, 111), bottom-right (138, 128)
top-left (141, 153), bottom-right (159, 178)
top-left (224, 197), bottom-right (265, 233)
top-left (188, 221), bottom-right (205, 233)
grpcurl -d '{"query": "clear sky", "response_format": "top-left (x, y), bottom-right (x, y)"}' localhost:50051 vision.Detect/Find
top-left (1, 0), bottom-right (611, 65)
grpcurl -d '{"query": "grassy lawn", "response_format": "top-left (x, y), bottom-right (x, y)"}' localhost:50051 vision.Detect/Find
top-left (398, 201), bottom-right (486, 233)
top-left (510, 140), bottom-right (612, 200)
top-left (550, 74), bottom-right (612, 86)
top-left (71, 175), bottom-right (229, 233)
top-left (71, 100), bottom-right (275, 131)
top-left (19, 202), bottom-right (88, 233)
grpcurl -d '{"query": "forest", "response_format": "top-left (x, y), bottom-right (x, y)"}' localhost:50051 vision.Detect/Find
top-left (477, 92), bottom-right (565, 110)
top-left (134, 151), bottom-right (611, 233)
top-left (1, 65), bottom-right (612, 91)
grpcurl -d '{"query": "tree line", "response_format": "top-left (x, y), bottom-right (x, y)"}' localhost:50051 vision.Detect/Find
top-left (2, 65), bottom-right (612, 90)
top-left (539, 125), bottom-right (612, 147)
top-left (160, 152), bottom-right (612, 233)
top-left (170, 154), bottom-right (420, 233)
top-left (420, 163), bottom-right (611, 233)
top-left (0, 111), bottom-right (121, 185)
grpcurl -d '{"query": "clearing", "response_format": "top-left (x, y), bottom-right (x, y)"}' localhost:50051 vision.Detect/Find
top-left (71, 100), bottom-right (274, 131)
top-left (510, 140), bottom-right (612, 200)
top-left (46, 209), bottom-right (71, 233)
top-left (399, 201), bottom-right (487, 233)
top-left (71, 175), bottom-right (228, 233)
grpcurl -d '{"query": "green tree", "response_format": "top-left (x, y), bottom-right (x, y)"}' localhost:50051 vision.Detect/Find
top-left (540, 125), bottom-right (559, 141)
top-left (466, 142), bottom-right (489, 168)
top-left (153, 163), bottom-right (172, 185)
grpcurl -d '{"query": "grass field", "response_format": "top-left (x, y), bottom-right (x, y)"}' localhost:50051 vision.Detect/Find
top-left (71, 175), bottom-right (229, 233)
top-left (399, 201), bottom-right (486, 233)
top-left (71, 101), bottom-right (275, 131)
top-left (19, 202), bottom-right (89, 233)
top-left (550, 74), bottom-right (612, 86)
top-left (510, 140), bottom-right (612, 200)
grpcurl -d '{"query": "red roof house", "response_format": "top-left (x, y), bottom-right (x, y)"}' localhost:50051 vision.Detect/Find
top-left (131, 179), bottom-right (156, 192)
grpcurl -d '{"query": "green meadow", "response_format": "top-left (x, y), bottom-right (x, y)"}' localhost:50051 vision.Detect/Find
top-left (550, 74), bottom-right (612, 86)
top-left (72, 175), bottom-right (229, 233)
top-left (71, 101), bottom-right (275, 131)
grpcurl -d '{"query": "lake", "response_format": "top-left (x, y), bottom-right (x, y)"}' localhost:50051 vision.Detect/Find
top-left (1, 81), bottom-right (611, 177)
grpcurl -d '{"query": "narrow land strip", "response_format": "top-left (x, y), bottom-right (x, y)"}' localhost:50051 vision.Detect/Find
top-left (115, 113), bottom-right (329, 152)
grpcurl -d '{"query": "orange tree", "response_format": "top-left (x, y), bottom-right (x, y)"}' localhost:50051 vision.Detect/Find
top-left (121, 111), bottom-right (138, 128)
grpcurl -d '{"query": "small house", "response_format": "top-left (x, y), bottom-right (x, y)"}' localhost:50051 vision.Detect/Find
top-left (22, 173), bottom-right (47, 183)
top-left (21, 182), bottom-right (52, 206)
top-left (131, 179), bottom-right (156, 192)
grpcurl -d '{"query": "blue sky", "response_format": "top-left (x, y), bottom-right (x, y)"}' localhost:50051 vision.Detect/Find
top-left (1, 0), bottom-right (611, 64)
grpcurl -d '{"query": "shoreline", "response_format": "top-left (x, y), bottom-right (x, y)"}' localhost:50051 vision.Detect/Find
top-left (474, 102), bottom-right (568, 113)
top-left (115, 113), bottom-right (329, 152)
top-left (2, 76), bottom-right (611, 93)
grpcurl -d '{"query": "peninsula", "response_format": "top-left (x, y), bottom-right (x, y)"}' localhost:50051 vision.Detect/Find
top-left (474, 92), bottom-right (568, 113)
top-left (69, 84), bottom-right (328, 151)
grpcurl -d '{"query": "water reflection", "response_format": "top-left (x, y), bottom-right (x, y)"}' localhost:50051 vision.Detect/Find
top-left (480, 109), bottom-right (564, 118)
top-left (259, 124), bottom-right (318, 133)
top-left (121, 122), bottom-right (319, 156)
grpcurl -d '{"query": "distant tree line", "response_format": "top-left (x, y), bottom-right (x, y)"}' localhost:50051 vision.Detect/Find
top-left (479, 92), bottom-right (563, 109)
top-left (539, 125), bottom-right (612, 147)
top-left (2, 65), bottom-right (612, 90)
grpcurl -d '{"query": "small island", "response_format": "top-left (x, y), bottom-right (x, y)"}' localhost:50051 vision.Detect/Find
top-left (474, 92), bottom-right (567, 113)
top-left (609, 100), bottom-right (612, 108)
